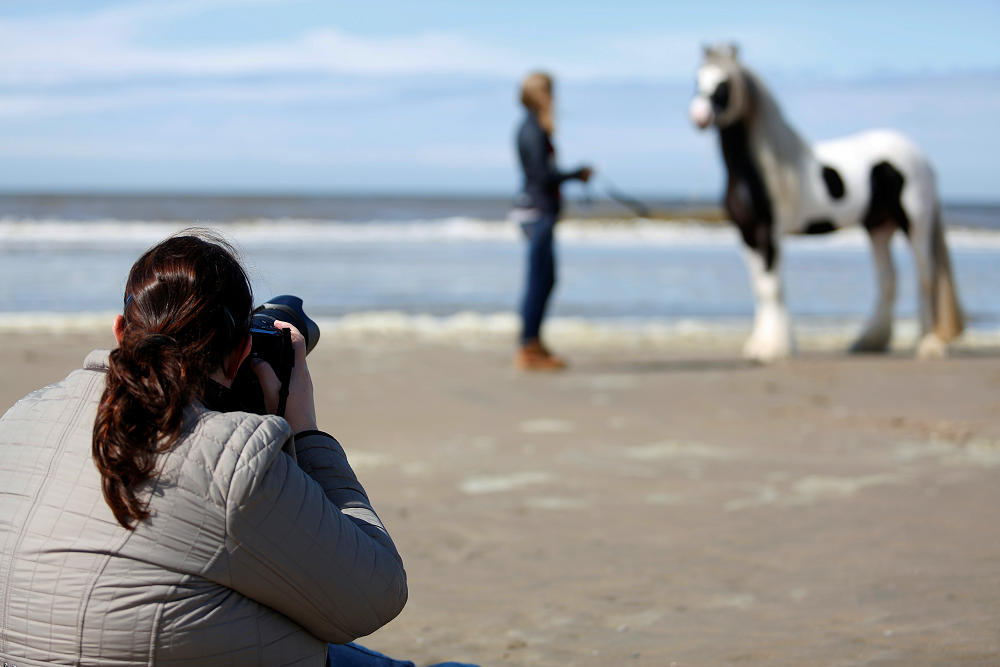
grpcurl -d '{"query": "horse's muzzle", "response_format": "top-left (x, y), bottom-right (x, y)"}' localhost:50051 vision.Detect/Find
top-left (689, 97), bottom-right (713, 129)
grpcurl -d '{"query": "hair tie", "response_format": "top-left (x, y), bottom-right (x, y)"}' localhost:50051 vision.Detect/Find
top-left (123, 294), bottom-right (134, 311)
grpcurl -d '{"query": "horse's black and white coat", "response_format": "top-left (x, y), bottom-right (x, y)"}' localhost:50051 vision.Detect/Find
top-left (689, 44), bottom-right (963, 362)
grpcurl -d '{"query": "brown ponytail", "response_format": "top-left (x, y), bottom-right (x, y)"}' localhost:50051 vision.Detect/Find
top-left (92, 229), bottom-right (253, 529)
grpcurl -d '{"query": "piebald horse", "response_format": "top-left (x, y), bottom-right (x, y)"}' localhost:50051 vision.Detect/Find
top-left (689, 44), bottom-right (963, 362)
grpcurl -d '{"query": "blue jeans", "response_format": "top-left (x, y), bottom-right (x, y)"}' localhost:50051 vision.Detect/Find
top-left (519, 214), bottom-right (557, 344)
top-left (327, 642), bottom-right (478, 667)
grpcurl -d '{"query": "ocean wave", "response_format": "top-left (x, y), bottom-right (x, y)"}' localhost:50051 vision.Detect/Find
top-left (3, 216), bottom-right (998, 250)
top-left (3, 310), bottom-right (998, 351)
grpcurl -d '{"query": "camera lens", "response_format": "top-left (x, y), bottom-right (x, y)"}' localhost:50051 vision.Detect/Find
top-left (252, 295), bottom-right (320, 353)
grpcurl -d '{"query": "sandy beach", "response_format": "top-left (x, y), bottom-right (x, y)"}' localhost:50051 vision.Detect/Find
top-left (3, 331), bottom-right (999, 666)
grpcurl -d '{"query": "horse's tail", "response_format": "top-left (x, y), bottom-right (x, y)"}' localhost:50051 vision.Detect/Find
top-left (931, 208), bottom-right (964, 341)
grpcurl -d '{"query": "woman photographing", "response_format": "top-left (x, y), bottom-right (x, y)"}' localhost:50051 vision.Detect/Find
top-left (0, 230), bottom-right (473, 666)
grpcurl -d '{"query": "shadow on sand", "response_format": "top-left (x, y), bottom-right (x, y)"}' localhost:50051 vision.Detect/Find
top-left (572, 344), bottom-right (1000, 375)
top-left (577, 357), bottom-right (759, 375)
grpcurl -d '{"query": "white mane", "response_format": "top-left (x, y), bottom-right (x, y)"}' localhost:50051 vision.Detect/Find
top-left (738, 66), bottom-right (810, 168)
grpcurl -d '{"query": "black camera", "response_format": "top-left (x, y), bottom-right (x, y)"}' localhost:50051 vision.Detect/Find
top-left (231, 295), bottom-right (320, 416)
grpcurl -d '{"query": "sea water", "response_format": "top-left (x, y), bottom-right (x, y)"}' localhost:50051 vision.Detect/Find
top-left (1, 194), bottom-right (998, 350)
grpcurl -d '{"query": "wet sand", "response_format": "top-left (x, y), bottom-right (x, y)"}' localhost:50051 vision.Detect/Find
top-left (3, 332), bottom-right (999, 666)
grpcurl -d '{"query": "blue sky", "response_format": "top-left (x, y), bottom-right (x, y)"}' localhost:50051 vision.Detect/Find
top-left (1, 1), bottom-right (998, 199)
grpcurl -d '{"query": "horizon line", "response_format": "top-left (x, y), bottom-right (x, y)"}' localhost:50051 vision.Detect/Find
top-left (0, 189), bottom-right (997, 207)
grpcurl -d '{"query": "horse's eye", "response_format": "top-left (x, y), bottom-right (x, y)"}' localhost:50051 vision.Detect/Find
top-left (711, 81), bottom-right (730, 110)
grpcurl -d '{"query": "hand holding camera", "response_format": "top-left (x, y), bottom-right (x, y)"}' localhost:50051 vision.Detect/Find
top-left (251, 320), bottom-right (317, 433)
top-left (230, 295), bottom-right (321, 431)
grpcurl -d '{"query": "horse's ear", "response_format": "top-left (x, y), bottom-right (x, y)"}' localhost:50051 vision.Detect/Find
top-left (702, 43), bottom-right (715, 58)
top-left (729, 43), bottom-right (740, 59)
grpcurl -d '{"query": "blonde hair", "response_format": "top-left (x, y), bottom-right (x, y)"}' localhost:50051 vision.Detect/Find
top-left (520, 71), bottom-right (554, 134)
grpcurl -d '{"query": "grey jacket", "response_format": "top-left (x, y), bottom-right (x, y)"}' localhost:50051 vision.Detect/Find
top-left (0, 351), bottom-right (407, 666)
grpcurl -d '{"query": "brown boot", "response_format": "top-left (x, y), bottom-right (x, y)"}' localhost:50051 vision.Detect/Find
top-left (516, 339), bottom-right (567, 371)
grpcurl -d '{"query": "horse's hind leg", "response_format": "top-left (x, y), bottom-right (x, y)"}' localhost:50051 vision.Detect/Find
top-left (930, 209), bottom-right (964, 341)
top-left (865, 159), bottom-right (947, 358)
top-left (850, 223), bottom-right (896, 353)
top-left (907, 208), bottom-right (949, 358)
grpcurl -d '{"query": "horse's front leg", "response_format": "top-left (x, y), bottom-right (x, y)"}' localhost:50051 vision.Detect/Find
top-left (741, 241), bottom-right (795, 362)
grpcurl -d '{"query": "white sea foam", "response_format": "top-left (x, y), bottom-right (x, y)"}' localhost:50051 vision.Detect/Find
top-left (4, 216), bottom-right (999, 340)
top-left (0, 311), bottom-right (119, 333)
top-left (0, 217), bottom-right (521, 247)
top-left (3, 216), bottom-right (998, 250)
top-left (3, 310), bottom-right (999, 351)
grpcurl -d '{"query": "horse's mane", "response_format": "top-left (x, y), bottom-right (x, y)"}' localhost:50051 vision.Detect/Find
top-left (737, 64), bottom-right (810, 165)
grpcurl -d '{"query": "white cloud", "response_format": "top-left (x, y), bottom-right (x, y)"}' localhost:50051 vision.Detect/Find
top-left (0, 80), bottom-right (389, 118)
top-left (0, 3), bottom-right (805, 87)
top-left (0, 3), bottom-right (536, 85)
top-left (2, 1), bottom-right (996, 92)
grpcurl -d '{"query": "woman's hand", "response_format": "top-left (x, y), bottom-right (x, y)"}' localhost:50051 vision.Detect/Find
top-left (250, 320), bottom-right (318, 433)
top-left (579, 166), bottom-right (593, 183)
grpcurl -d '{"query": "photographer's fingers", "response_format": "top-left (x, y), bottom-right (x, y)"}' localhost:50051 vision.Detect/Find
top-left (271, 320), bottom-right (318, 433)
top-left (272, 320), bottom-right (307, 359)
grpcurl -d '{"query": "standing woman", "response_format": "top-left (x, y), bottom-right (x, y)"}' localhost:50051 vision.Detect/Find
top-left (513, 71), bottom-right (592, 370)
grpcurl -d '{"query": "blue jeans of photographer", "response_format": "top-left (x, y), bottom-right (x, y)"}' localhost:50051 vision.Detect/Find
top-left (327, 642), bottom-right (477, 667)
top-left (519, 214), bottom-right (557, 344)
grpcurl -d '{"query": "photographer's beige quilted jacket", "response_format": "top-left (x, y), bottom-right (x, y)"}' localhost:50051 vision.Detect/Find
top-left (0, 351), bottom-right (407, 666)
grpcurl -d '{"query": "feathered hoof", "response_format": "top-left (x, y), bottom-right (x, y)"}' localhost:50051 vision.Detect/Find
top-left (742, 336), bottom-right (794, 364)
top-left (849, 332), bottom-right (891, 354)
top-left (916, 333), bottom-right (948, 360)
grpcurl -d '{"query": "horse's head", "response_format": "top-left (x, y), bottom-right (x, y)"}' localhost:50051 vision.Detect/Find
top-left (690, 43), bottom-right (751, 130)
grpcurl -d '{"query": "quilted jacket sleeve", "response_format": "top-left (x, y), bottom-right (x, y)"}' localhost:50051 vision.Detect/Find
top-left (221, 418), bottom-right (407, 643)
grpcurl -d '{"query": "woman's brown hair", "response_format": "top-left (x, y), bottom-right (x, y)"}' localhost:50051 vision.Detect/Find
top-left (93, 229), bottom-right (253, 529)
top-left (520, 71), bottom-right (554, 134)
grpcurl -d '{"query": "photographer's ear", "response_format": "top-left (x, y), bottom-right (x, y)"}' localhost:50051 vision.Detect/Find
top-left (112, 315), bottom-right (125, 345)
top-left (222, 334), bottom-right (252, 383)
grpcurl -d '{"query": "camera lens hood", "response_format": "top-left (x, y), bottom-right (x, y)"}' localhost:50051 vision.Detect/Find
top-left (253, 295), bottom-right (320, 353)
